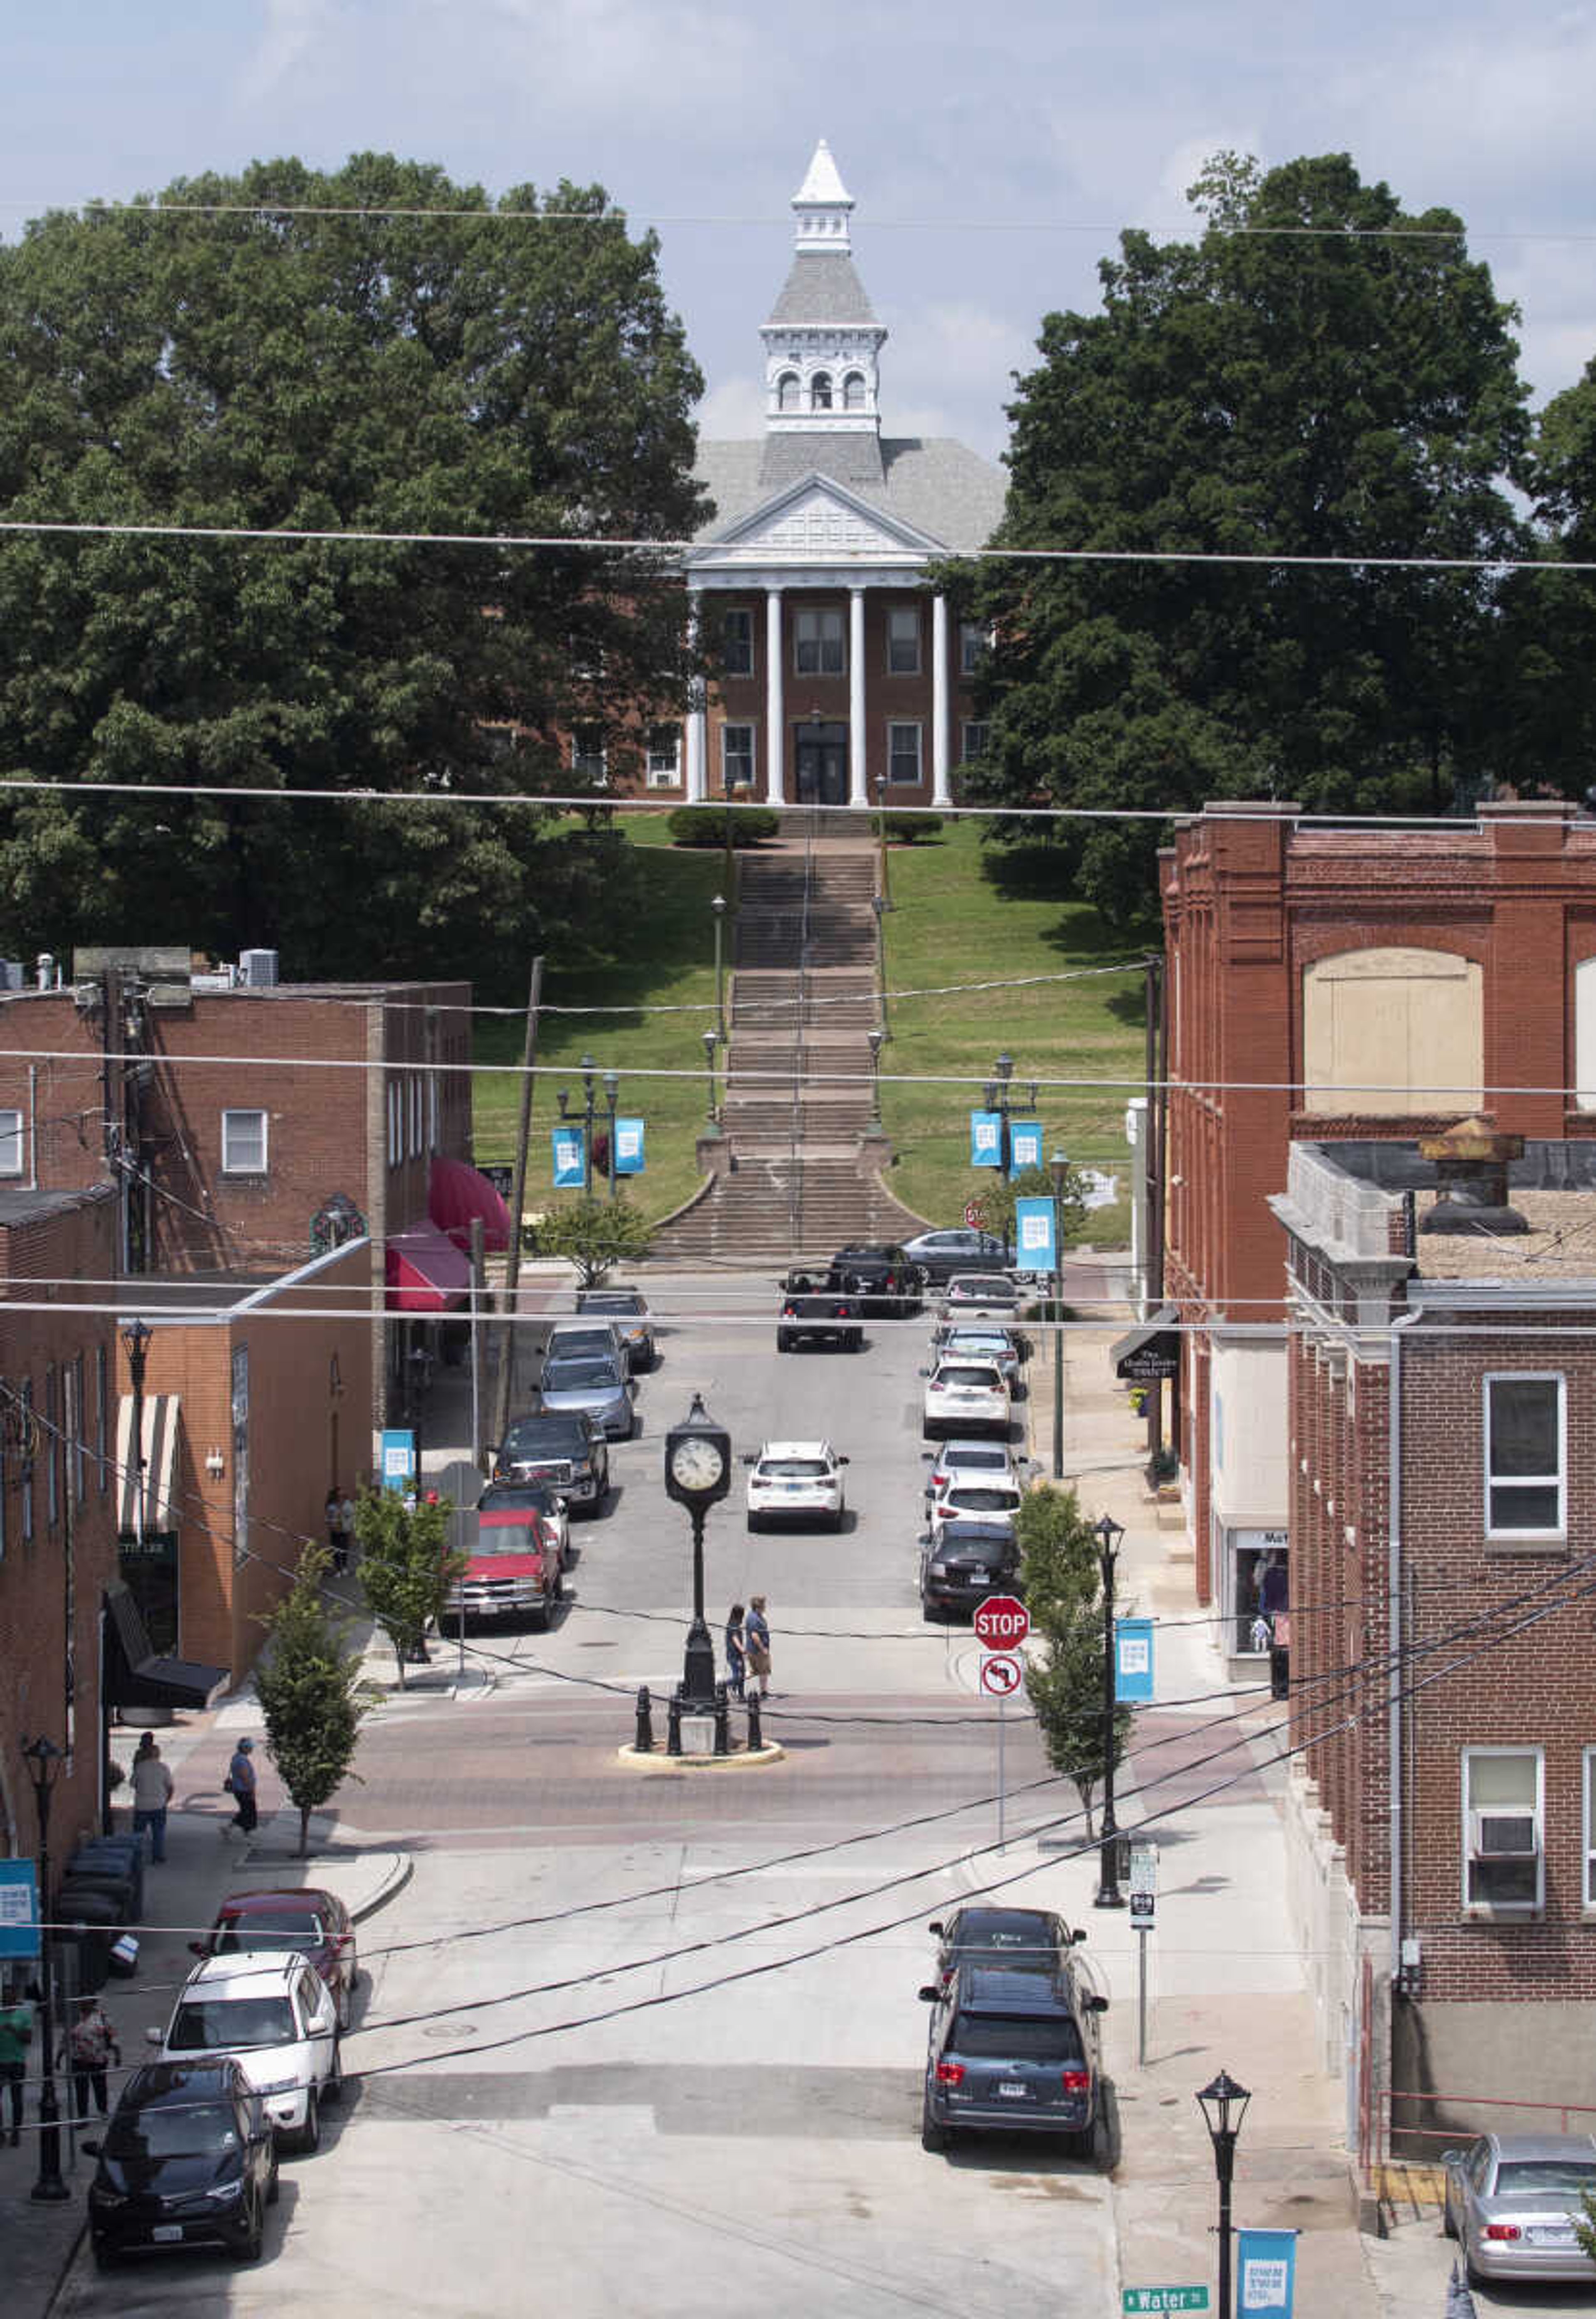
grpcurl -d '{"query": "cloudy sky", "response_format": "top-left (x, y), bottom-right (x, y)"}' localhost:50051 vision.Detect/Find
top-left (5, 0), bottom-right (1596, 464)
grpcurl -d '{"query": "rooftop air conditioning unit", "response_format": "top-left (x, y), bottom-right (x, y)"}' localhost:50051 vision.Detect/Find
top-left (238, 948), bottom-right (279, 988)
top-left (1470, 1811), bottom-right (1538, 1858)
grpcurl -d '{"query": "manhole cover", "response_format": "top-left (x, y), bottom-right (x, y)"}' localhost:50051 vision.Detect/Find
top-left (423, 2022), bottom-right (476, 2040)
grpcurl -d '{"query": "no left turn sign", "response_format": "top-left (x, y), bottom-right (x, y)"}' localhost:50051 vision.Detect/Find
top-left (979, 1651), bottom-right (1023, 1698)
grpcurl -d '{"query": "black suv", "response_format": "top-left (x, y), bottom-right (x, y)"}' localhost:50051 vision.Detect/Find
top-left (928, 1906), bottom-right (1088, 1991)
top-left (826, 1242), bottom-right (924, 1319)
top-left (85, 2060), bottom-right (278, 2266)
top-left (918, 1964), bottom-right (1108, 2157)
top-left (918, 1519), bottom-right (1024, 1619)
top-left (493, 1411), bottom-right (610, 1514)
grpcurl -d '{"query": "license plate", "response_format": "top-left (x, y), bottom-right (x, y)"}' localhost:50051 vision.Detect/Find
top-left (152, 2224), bottom-right (185, 2242)
top-left (997, 2082), bottom-right (1028, 2099)
top-left (1530, 2228), bottom-right (1576, 2247)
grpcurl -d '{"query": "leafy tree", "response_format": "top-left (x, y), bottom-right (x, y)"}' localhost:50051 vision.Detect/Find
top-left (963, 1161), bottom-right (1090, 1263)
top-left (355, 1486), bottom-right (463, 1686)
top-left (252, 1542), bottom-right (376, 1856)
top-left (1017, 1486), bottom-right (1131, 1838)
top-left (0, 155), bottom-right (706, 991)
top-left (532, 1193), bottom-right (653, 1286)
top-left (961, 152), bottom-right (1530, 921)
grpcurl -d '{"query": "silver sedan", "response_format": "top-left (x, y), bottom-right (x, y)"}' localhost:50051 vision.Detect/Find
top-left (1442, 2132), bottom-right (1596, 2286)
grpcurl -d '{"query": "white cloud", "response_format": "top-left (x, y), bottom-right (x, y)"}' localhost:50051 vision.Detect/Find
top-left (239, 0), bottom-right (340, 101)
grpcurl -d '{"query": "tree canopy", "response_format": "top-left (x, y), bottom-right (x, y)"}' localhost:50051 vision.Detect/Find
top-left (0, 154), bottom-right (706, 988)
top-left (253, 1541), bottom-right (375, 1856)
top-left (961, 153), bottom-right (1531, 922)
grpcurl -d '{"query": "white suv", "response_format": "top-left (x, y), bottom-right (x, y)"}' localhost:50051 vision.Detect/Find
top-left (921, 1359), bottom-right (1011, 1440)
top-left (152, 1951), bottom-right (343, 2152)
top-left (744, 1440), bottom-right (849, 1531)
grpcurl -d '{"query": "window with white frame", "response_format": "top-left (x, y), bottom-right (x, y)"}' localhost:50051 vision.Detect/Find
top-left (645, 727), bottom-right (681, 789)
top-left (810, 372), bottom-right (833, 411)
top-left (0, 1108), bottom-right (22, 1176)
top-left (722, 724), bottom-right (756, 789)
top-left (571, 727), bottom-right (607, 784)
top-left (886, 606), bottom-right (921, 675)
top-left (777, 372), bottom-right (800, 412)
top-left (387, 1082), bottom-right (402, 1168)
top-left (961, 722), bottom-right (990, 763)
top-left (794, 608), bottom-right (844, 676)
top-left (887, 722), bottom-right (922, 785)
top-left (1484, 1374), bottom-right (1565, 1536)
top-left (959, 620), bottom-right (991, 676)
top-left (1584, 1749), bottom-right (1596, 1906)
top-left (20, 1377), bottom-right (33, 1544)
top-left (842, 371), bottom-right (866, 411)
top-left (221, 1108), bottom-right (268, 1174)
top-left (409, 1074), bottom-right (422, 1158)
top-left (721, 608), bottom-right (754, 678)
top-left (1463, 1746), bottom-right (1542, 1911)
top-left (428, 1070), bottom-right (439, 1151)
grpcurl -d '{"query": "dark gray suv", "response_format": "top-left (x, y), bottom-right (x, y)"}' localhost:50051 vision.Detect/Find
top-left (918, 1964), bottom-right (1108, 2157)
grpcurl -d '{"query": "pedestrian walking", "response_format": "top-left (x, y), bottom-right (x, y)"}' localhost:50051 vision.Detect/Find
top-left (221, 1735), bottom-right (259, 1838)
top-left (130, 1732), bottom-right (175, 1863)
top-left (725, 1602), bottom-right (747, 1698)
top-left (337, 1486), bottom-right (357, 1574)
top-left (68, 1995), bottom-right (120, 2123)
top-left (745, 1595), bottom-right (772, 1699)
top-left (0, 1978), bottom-right (32, 2146)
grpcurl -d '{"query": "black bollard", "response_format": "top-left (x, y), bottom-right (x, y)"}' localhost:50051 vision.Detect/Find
top-left (746, 1691), bottom-right (763, 1750)
top-left (666, 1691), bottom-right (682, 1756)
top-left (634, 1685), bottom-right (654, 1754)
top-left (714, 1682), bottom-right (729, 1756)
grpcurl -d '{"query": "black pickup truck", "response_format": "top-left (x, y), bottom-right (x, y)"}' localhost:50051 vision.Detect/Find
top-left (776, 1274), bottom-right (864, 1353)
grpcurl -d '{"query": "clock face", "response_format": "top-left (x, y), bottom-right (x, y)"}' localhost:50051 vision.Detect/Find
top-left (669, 1435), bottom-right (725, 1493)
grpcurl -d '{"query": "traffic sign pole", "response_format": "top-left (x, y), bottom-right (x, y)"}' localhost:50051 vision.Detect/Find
top-left (998, 1680), bottom-right (1006, 1853)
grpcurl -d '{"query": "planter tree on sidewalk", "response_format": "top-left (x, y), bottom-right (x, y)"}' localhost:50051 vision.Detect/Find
top-left (531, 1193), bottom-right (653, 1287)
top-left (355, 1486), bottom-right (463, 1686)
top-left (1016, 1484), bottom-right (1132, 1840)
top-left (253, 1543), bottom-right (378, 1858)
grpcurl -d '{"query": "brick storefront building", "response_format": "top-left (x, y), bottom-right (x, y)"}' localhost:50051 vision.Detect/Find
top-left (1271, 1134), bottom-right (1596, 2135)
top-left (1160, 798), bottom-right (1596, 1649)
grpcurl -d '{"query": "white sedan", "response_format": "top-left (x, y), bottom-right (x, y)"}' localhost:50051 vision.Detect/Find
top-left (921, 1359), bottom-right (1011, 1440)
top-left (744, 1441), bottom-right (850, 1532)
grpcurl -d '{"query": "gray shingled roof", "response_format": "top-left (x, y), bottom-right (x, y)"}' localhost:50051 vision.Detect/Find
top-left (694, 435), bottom-right (1007, 555)
top-left (758, 433), bottom-right (884, 491)
top-left (764, 251), bottom-right (879, 328)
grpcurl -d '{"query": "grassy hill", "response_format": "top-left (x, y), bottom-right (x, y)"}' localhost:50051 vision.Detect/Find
top-left (472, 814), bottom-right (1152, 1241)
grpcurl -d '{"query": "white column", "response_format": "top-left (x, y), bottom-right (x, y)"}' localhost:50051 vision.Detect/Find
top-left (931, 591), bottom-right (952, 807)
top-left (765, 587), bottom-right (784, 805)
top-left (848, 587), bottom-right (868, 808)
top-left (685, 587), bottom-right (706, 801)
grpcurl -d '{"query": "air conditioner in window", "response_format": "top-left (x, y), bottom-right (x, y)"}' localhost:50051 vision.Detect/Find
top-left (1470, 1811), bottom-right (1538, 1858)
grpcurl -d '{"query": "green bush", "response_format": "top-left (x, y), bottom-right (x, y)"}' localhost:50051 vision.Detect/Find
top-left (884, 812), bottom-right (944, 845)
top-left (667, 805), bottom-right (778, 848)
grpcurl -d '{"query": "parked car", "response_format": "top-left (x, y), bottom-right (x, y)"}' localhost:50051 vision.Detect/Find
top-left (1442, 2132), bottom-right (1596, 2287)
top-left (444, 1501), bottom-right (564, 1632)
top-left (493, 1412), bottom-right (610, 1513)
top-left (777, 1288), bottom-right (863, 1352)
top-left (930, 1323), bottom-right (1029, 1392)
top-left (941, 1272), bottom-right (1022, 1319)
top-left (745, 1440), bottom-right (850, 1531)
top-left (928, 1906), bottom-right (1088, 1992)
top-left (543, 1319), bottom-right (627, 1367)
top-left (84, 2059), bottom-right (278, 2268)
top-left (574, 1287), bottom-right (657, 1372)
top-left (918, 1963), bottom-right (1108, 2156)
top-left (919, 1519), bottom-right (1024, 1618)
top-left (825, 1242), bottom-right (925, 1318)
top-left (902, 1226), bottom-right (1010, 1281)
top-left (923, 1438), bottom-right (1025, 1504)
top-left (477, 1478), bottom-right (571, 1567)
top-left (151, 1951), bottom-right (342, 2153)
top-left (921, 1358), bottom-right (1011, 1439)
top-left (190, 1887), bottom-right (359, 2031)
top-left (926, 1473), bottom-right (1026, 1540)
top-left (535, 1347), bottom-right (636, 1440)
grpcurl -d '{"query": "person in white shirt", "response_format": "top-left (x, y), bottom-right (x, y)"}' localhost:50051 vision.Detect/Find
top-left (130, 1733), bottom-right (175, 1863)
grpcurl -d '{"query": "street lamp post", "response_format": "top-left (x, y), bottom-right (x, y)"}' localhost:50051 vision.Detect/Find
top-left (871, 892), bottom-right (889, 1039)
top-left (1050, 1150), bottom-right (1068, 1481)
top-left (603, 1069), bottom-right (619, 1202)
top-left (867, 1027), bottom-right (884, 1130)
top-left (992, 1051), bottom-right (1015, 1180)
top-left (1196, 2069), bottom-right (1251, 2319)
top-left (875, 773), bottom-right (891, 909)
top-left (121, 1317), bottom-right (152, 1545)
top-left (710, 893), bottom-right (727, 1046)
top-left (1093, 1511), bottom-right (1127, 1909)
top-left (579, 1055), bottom-right (596, 1196)
top-left (21, 1735), bottom-right (69, 2202)
top-left (702, 1027), bottom-right (719, 1125)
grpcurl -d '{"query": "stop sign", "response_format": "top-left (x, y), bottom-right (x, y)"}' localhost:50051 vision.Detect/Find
top-left (963, 1200), bottom-right (984, 1227)
top-left (973, 1594), bottom-right (1030, 1648)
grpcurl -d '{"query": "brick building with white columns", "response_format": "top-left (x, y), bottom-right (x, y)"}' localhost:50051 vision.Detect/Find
top-left (673, 142), bottom-right (1005, 810)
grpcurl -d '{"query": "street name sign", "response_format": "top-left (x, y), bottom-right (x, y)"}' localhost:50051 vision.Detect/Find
top-left (973, 1595), bottom-right (1029, 1648)
top-left (979, 1651), bottom-right (1023, 1698)
top-left (1122, 2292), bottom-right (1209, 2315)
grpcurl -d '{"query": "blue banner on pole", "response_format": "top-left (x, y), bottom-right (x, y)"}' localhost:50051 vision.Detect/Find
top-left (1236, 2230), bottom-right (1297, 2319)
top-left (0, 1859), bottom-right (39, 1959)
top-left (612, 1117), bottom-right (645, 1176)
top-left (380, 1429), bottom-right (416, 1492)
top-left (1115, 1617), bottom-right (1155, 1703)
top-left (1009, 1120), bottom-right (1044, 1176)
top-left (1013, 1196), bottom-right (1056, 1272)
top-left (970, 1110), bottom-right (1002, 1168)
top-left (552, 1126), bottom-right (586, 1188)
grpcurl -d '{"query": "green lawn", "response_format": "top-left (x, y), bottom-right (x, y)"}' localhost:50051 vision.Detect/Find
top-left (471, 815), bottom-right (1153, 1239)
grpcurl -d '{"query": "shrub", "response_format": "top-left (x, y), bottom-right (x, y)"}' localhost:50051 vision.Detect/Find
top-left (884, 811), bottom-right (943, 845)
top-left (667, 805), bottom-right (778, 848)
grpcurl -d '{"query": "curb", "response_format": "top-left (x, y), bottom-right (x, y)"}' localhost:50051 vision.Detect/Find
top-left (615, 1743), bottom-right (786, 1772)
top-left (349, 1851), bottom-right (414, 1923)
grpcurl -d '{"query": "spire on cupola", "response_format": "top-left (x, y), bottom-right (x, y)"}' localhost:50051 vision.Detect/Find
top-left (791, 138), bottom-right (854, 254)
top-left (759, 141), bottom-right (887, 467)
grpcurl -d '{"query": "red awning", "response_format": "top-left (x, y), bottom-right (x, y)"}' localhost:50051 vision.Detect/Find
top-left (428, 1154), bottom-right (512, 1254)
top-left (385, 1222), bottom-right (473, 1313)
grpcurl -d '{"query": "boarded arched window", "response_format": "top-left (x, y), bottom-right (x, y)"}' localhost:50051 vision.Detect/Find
top-left (1302, 948), bottom-right (1483, 1115)
top-left (842, 371), bottom-right (866, 410)
top-left (810, 372), bottom-right (833, 410)
top-left (776, 372), bottom-right (800, 412)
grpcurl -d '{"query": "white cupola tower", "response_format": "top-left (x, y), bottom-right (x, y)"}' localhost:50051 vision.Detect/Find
top-left (760, 140), bottom-right (887, 444)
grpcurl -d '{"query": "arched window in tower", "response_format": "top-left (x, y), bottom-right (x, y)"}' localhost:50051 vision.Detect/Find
top-left (811, 372), bottom-right (833, 411)
top-left (777, 372), bottom-right (800, 412)
top-left (842, 372), bottom-right (866, 411)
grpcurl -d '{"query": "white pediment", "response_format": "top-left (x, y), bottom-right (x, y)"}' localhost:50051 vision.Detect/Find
top-left (692, 473), bottom-right (946, 572)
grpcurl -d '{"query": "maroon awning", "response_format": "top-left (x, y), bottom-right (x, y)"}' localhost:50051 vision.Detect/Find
top-left (428, 1154), bottom-right (512, 1254)
top-left (385, 1222), bottom-right (472, 1313)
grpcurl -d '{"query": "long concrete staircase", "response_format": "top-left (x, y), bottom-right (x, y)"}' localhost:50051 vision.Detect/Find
top-left (650, 834), bottom-right (927, 1267)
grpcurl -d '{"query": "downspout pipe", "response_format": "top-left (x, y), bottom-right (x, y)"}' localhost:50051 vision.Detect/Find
top-left (1387, 1309), bottom-right (1419, 1991)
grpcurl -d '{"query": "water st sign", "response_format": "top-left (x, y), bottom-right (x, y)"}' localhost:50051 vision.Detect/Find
top-left (1115, 1616), bottom-right (1155, 1703)
top-left (552, 1126), bottom-right (586, 1188)
top-left (612, 1118), bottom-right (645, 1175)
top-left (1122, 2292), bottom-right (1209, 2315)
top-left (969, 1110), bottom-right (1002, 1168)
top-left (0, 1859), bottom-right (39, 1959)
top-left (1014, 1195), bottom-right (1056, 1273)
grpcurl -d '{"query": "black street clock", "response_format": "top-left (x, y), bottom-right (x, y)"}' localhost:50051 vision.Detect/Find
top-left (663, 1393), bottom-right (732, 1511)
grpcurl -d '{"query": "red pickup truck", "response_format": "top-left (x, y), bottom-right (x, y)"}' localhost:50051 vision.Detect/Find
top-left (444, 1502), bottom-right (563, 1630)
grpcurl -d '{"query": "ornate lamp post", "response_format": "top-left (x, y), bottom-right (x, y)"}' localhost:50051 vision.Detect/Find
top-left (702, 1027), bottom-right (719, 1125)
top-left (710, 893), bottom-right (727, 1046)
top-left (21, 1735), bottom-right (69, 2202)
top-left (870, 892), bottom-right (889, 1038)
top-left (1196, 2069), bottom-right (1251, 2319)
top-left (1050, 1150), bottom-right (1068, 1481)
top-left (1093, 1511), bottom-right (1127, 1909)
top-left (603, 1069), bottom-right (619, 1202)
top-left (579, 1055), bottom-right (596, 1195)
top-left (663, 1394), bottom-right (732, 1714)
top-left (867, 1027), bottom-right (884, 1130)
top-left (874, 772), bottom-right (891, 908)
top-left (992, 1050), bottom-right (1015, 1180)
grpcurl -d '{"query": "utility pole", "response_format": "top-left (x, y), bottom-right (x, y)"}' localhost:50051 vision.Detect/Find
top-left (490, 957), bottom-right (543, 1462)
